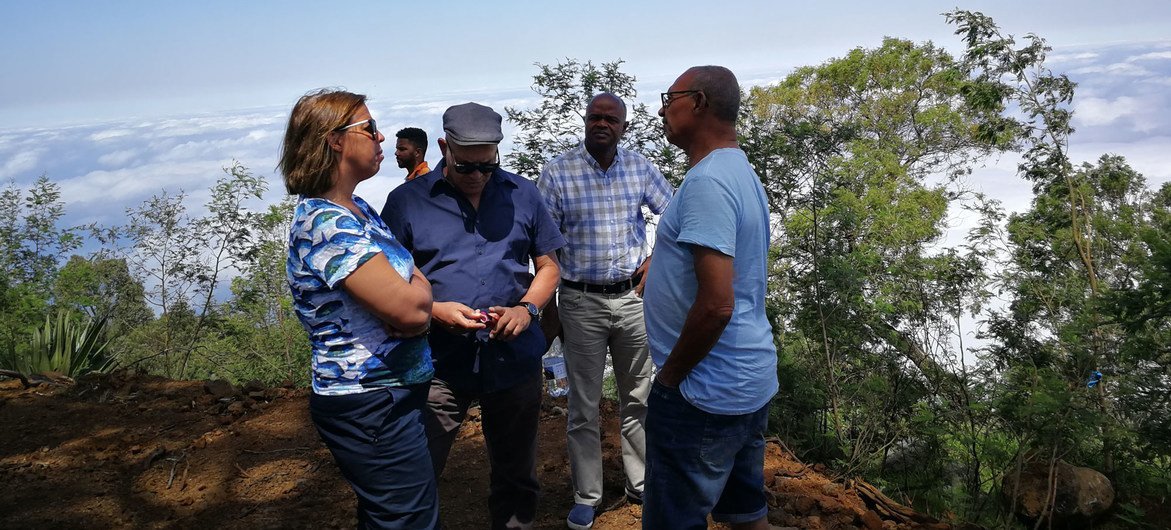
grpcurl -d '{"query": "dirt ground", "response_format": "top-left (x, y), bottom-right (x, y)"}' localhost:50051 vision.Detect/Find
top-left (0, 373), bottom-right (959, 529)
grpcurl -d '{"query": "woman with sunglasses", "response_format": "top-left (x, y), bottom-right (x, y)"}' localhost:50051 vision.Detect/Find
top-left (280, 88), bottom-right (438, 529)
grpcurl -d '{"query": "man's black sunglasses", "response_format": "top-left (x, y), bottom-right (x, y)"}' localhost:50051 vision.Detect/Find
top-left (449, 151), bottom-right (501, 175)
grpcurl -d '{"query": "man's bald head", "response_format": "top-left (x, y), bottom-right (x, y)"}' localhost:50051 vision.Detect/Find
top-left (587, 92), bottom-right (627, 119)
top-left (684, 66), bottom-right (740, 123)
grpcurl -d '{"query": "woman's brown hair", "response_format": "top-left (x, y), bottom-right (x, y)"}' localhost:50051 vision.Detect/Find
top-left (278, 88), bottom-right (367, 196)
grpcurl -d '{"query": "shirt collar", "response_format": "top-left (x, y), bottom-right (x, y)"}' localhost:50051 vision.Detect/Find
top-left (579, 142), bottom-right (624, 171)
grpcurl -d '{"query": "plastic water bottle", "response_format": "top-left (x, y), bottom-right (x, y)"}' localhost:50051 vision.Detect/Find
top-left (542, 339), bottom-right (570, 398)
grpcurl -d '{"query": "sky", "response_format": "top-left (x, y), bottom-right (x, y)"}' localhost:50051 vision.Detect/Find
top-left (1, 0), bottom-right (1170, 235)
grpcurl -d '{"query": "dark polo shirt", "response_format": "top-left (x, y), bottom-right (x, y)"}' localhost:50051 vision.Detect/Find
top-left (381, 160), bottom-right (565, 393)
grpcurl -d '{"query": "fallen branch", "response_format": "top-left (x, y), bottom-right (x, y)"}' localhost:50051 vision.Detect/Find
top-left (766, 436), bottom-right (804, 466)
top-left (851, 477), bottom-right (944, 526)
top-left (166, 453), bottom-right (187, 489)
top-left (0, 369), bottom-right (30, 388)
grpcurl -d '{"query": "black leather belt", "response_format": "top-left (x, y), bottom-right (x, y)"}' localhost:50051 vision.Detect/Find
top-left (562, 278), bottom-right (634, 294)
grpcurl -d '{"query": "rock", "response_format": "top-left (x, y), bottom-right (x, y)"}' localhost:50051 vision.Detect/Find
top-left (793, 496), bottom-right (816, 514)
top-left (226, 402), bottom-right (246, 415)
top-left (825, 512), bottom-right (857, 528)
top-left (1003, 460), bottom-right (1114, 527)
top-left (241, 380), bottom-right (266, 393)
top-left (818, 496), bottom-right (846, 514)
top-left (859, 509), bottom-right (884, 530)
top-left (203, 379), bottom-right (237, 399)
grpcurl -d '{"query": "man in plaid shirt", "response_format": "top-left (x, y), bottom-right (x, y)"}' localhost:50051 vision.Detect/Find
top-left (537, 92), bottom-right (674, 530)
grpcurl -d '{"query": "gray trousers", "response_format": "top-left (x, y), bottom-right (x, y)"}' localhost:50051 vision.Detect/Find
top-left (559, 285), bottom-right (652, 506)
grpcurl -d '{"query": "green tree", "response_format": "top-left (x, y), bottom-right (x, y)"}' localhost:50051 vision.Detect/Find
top-left (179, 161), bottom-right (267, 377)
top-left (505, 58), bottom-right (687, 183)
top-left (949, 9), bottom-right (1171, 516)
top-left (0, 176), bottom-right (82, 358)
top-left (121, 161), bottom-right (266, 378)
top-left (209, 197), bottom-right (309, 385)
top-left (745, 37), bottom-right (1013, 511)
top-left (123, 188), bottom-right (198, 376)
top-left (52, 255), bottom-right (152, 352)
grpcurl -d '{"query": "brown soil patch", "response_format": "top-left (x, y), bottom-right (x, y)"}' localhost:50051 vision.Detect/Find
top-left (0, 373), bottom-right (958, 529)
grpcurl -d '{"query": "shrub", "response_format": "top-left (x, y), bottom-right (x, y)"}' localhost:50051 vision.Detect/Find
top-left (13, 310), bottom-right (116, 377)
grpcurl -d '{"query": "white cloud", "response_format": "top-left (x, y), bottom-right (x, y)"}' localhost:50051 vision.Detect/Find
top-left (97, 149), bottom-right (139, 167)
top-left (57, 163), bottom-right (200, 205)
top-left (1127, 51), bottom-right (1171, 62)
top-left (146, 113), bottom-right (284, 139)
top-left (1049, 51), bottom-right (1100, 63)
top-left (0, 148), bottom-right (46, 180)
top-left (88, 129), bottom-right (135, 141)
top-left (1070, 62), bottom-right (1153, 76)
top-left (245, 129), bottom-right (275, 142)
top-left (1075, 96), bottom-right (1142, 127)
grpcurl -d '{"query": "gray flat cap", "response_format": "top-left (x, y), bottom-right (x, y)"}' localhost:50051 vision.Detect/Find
top-left (443, 102), bottom-right (503, 145)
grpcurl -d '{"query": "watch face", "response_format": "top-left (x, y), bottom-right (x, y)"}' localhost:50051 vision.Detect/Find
top-left (524, 302), bottom-right (539, 317)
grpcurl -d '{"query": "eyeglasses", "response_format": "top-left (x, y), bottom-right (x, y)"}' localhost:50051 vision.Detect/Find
top-left (447, 149), bottom-right (500, 175)
top-left (660, 90), bottom-right (702, 108)
top-left (334, 118), bottom-right (379, 140)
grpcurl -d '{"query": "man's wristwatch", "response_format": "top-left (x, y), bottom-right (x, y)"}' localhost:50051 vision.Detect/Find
top-left (520, 301), bottom-right (539, 318)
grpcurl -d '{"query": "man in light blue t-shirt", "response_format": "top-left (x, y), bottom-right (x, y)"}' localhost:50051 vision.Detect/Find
top-left (642, 65), bottom-right (778, 530)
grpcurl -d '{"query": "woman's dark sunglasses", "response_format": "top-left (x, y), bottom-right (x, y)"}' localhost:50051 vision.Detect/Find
top-left (334, 118), bottom-right (378, 139)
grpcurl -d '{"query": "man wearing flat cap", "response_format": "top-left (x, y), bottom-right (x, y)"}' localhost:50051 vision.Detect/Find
top-left (381, 102), bottom-right (565, 530)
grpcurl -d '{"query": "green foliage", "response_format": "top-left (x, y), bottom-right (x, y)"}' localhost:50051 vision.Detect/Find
top-left (504, 58), bottom-right (687, 183)
top-left (120, 161), bottom-right (275, 379)
top-left (198, 197), bottom-right (310, 385)
top-left (0, 176), bottom-right (82, 359)
top-left (746, 37), bottom-right (1010, 487)
top-left (949, 10), bottom-right (1171, 516)
top-left (2, 309), bottom-right (115, 377)
top-left (125, 188), bottom-right (200, 316)
top-left (53, 255), bottom-right (152, 340)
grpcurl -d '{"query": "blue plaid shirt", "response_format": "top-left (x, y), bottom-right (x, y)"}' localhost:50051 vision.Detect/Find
top-left (538, 144), bottom-right (673, 284)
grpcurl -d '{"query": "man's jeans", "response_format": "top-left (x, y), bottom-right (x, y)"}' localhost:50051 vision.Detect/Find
top-left (642, 380), bottom-right (769, 530)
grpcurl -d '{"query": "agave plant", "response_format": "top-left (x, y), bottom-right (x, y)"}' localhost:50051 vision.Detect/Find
top-left (19, 310), bottom-right (116, 378)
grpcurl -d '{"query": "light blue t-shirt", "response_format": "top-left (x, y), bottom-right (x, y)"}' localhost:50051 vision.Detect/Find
top-left (644, 148), bottom-right (778, 415)
top-left (287, 195), bottom-right (434, 396)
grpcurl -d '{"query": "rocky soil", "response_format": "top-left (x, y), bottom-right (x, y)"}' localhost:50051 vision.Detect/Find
top-left (0, 373), bottom-right (963, 529)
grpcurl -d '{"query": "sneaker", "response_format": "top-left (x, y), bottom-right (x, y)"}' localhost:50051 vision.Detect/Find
top-left (625, 488), bottom-right (643, 506)
top-left (566, 503), bottom-right (595, 530)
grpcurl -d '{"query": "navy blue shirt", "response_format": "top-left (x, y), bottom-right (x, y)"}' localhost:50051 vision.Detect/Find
top-left (381, 160), bottom-right (565, 393)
